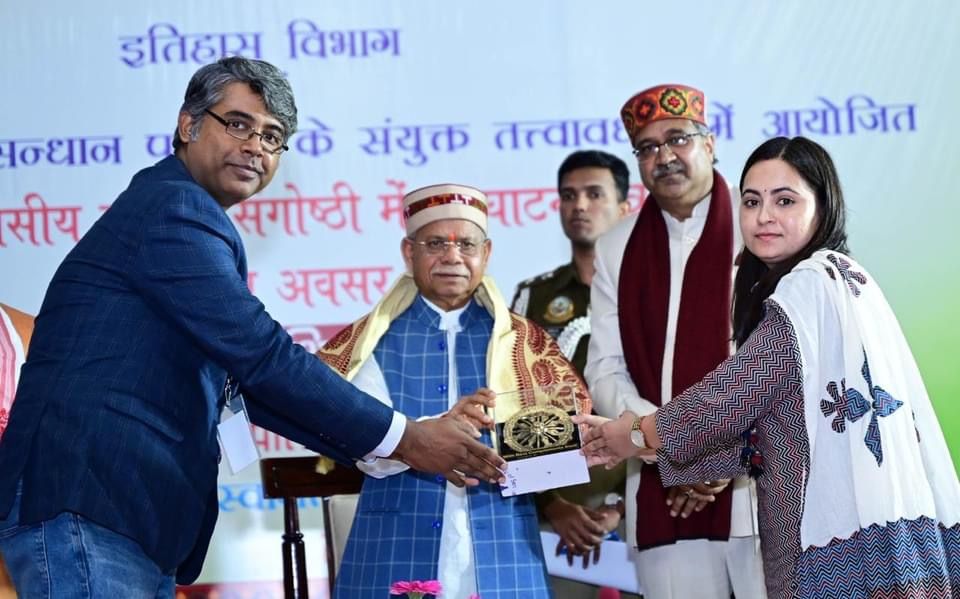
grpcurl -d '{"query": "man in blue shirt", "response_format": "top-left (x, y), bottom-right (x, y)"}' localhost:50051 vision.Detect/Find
top-left (0, 57), bottom-right (504, 597)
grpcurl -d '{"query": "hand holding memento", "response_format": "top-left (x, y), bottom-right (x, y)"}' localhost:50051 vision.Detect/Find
top-left (445, 388), bottom-right (496, 434)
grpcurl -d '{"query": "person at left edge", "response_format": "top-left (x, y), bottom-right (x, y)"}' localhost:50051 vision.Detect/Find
top-left (0, 56), bottom-right (505, 598)
top-left (0, 302), bottom-right (33, 599)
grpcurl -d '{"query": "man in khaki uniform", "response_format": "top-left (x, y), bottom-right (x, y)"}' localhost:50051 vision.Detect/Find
top-left (512, 264), bottom-right (592, 373)
top-left (511, 150), bottom-right (633, 598)
top-left (512, 150), bottom-right (631, 374)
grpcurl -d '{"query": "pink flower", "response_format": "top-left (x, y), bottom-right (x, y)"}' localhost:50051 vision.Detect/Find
top-left (389, 579), bottom-right (443, 597)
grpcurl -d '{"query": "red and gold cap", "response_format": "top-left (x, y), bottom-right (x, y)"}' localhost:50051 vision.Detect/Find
top-left (403, 183), bottom-right (488, 236)
top-left (620, 84), bottom-right (707, 143)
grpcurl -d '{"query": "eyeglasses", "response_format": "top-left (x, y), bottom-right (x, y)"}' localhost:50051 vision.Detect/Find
top-left (631, 131), bottom-right (705, 161)
top-left (204, 109), bottom-right (289, 154)
top-left (408, 237), bottom-right (487, 257)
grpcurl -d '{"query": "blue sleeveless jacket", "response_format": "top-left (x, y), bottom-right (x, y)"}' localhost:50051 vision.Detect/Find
top-left (334, 297), bottom-right (551, 598)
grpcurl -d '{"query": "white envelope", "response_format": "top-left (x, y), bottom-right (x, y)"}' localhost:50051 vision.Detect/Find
top-left (500, 448), bottom-right (590, 497)
top-left (540, 531), bottom-right (643, 594)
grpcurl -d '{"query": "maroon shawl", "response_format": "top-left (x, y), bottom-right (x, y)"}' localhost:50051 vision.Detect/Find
top-left (618, 171), bottom-right (735, 550)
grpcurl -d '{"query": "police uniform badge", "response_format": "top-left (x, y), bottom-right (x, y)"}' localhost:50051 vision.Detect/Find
top-left (543, 295), bottom-right (574, 324)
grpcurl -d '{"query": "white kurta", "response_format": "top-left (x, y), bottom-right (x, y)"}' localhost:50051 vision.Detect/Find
top-left (586, 189), bottom-right (764, 599)
top-left (351, 298), bottom-right (478, 599)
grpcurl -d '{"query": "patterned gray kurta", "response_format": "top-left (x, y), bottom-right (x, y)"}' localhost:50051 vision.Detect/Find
top-left (654, 261), bottom-right (960, 599)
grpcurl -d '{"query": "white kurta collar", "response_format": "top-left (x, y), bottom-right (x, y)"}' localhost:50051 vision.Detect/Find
top-left (662, 193), bottom-right (711, 241)
top-left (422, 296), bottom-right (469, 333)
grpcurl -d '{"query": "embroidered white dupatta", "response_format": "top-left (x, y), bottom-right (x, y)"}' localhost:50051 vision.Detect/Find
top-left (770, 250), bottom-right (960, 550)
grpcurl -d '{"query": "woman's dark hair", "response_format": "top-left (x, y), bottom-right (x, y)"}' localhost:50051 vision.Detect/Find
top-left (732, 136), bottom-right (849, 346)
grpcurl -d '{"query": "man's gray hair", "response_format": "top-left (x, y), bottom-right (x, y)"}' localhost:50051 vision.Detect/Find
top-left (173, 56), bottom-right (298, 151)
top-left (692, 121), bottom-right (719, 165)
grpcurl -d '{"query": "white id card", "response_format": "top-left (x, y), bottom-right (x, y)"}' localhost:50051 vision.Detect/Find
top-left (218, 408), bottom-right (260, 474)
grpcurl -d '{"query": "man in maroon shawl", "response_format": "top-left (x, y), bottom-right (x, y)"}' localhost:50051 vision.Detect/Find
top-left (584, 84), bottom-right (766, 599)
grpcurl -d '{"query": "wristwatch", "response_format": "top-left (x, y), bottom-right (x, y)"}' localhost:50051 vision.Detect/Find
top-left (603, 493), bottom-right (623, 507)
top-left (630, 415), bottom-right (647, 449)
top-left (603, 493), bottom-right (625, 518)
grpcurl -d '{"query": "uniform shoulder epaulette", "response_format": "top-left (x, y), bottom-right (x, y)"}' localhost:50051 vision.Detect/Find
top-left (516, 266), bottom-right (560, 289)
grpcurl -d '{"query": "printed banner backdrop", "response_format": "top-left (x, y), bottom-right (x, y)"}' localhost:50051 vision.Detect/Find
top-left (2, 1), bottom-right (958, 596)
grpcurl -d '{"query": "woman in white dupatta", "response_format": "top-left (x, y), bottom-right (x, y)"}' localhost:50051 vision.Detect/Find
top-left (579, 137), bottom-right (960, 599)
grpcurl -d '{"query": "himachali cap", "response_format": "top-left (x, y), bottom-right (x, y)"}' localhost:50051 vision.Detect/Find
top-left (403, 183), bottom-right (488, 236)
top-left (620, 84), bottom-right (707, 143)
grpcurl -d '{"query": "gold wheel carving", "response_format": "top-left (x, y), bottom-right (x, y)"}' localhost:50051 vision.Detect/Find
top-left (504, 405), bottom-right (573, 453)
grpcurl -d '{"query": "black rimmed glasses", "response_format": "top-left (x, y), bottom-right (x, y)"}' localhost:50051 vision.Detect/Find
top-left (631, 131), bottom-right (705, 161)
top-left (204, 109), bottom-right (289, 154)
top-left (408, 237), bottom-right (487, 257)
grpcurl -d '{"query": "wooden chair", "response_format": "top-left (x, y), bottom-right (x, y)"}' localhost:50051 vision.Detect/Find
top-left (259, 456), bottom-right (364, 599)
